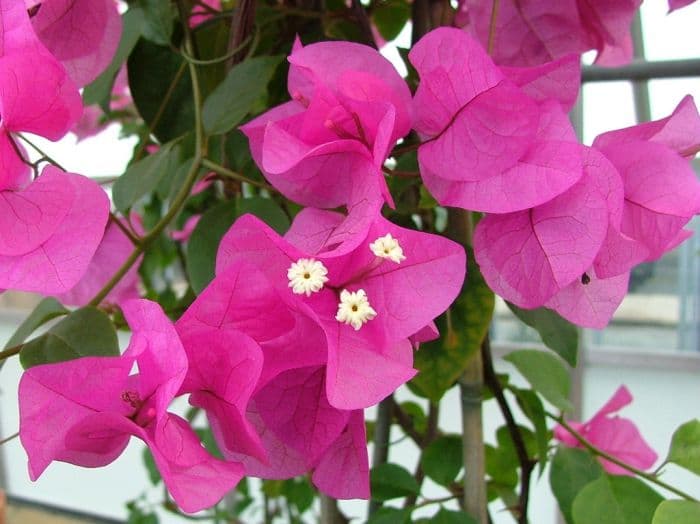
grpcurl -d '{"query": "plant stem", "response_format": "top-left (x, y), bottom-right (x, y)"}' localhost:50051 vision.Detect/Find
top-left (110, 212), bottom-right (141, 245)
top-left (482, 337), bottom-right (534, 524)
top-left (320, 494), bottom-right (346, 524)
top-left (0, 432), bottom-right (19, 446)
top-left (0, 344), bottom-right (22, 362)
top-left (368, 397), bottom-right (393, 516)
top-left (89, 15), bottom-right (207, 307)
top-left (202, 159), bottom-right (275, 191)
top-left (551, 415), bottom-right (699, 502)
top-left (487, 0), bottom-right (500, 55)
top-left (16, 134), bottom-right (66, 171)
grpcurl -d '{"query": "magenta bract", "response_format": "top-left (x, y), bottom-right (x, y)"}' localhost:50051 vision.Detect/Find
top-left (554, 385), bottom-right (657, 474)
top-left (411, 28), bottom-right (583, 213)
top-left (19, 300), bottom-right (244, 513)
top-left (241, 39), bottom-right (412, 209)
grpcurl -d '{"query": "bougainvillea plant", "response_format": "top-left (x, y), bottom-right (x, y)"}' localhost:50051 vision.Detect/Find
top-left (1, 0), bottom-right (699, 522)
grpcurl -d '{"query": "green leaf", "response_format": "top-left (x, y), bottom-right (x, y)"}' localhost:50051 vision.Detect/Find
top-left (429, 508), bottom-right (477, 524)
top-left (549, 447), bottom-right (604, 524)
top-left (83, 8), bottom-right (144, 109)
top-left (653, 501), bottom-right (700, 524)
top-left (237, 197), bottom-right (290, 234)
top-left (571, 475), bottom-right (663, 524)
top-left (186, 196), bottom-right (289, 293)
top-left (409, 249), bottom-right (493, 401)
top-left (142, 448), bottom-right (161, 485)
top-left (137, 0), bottom-right (175, 45)
top-left (400, 401), bottom-right (427, 434)
top-left (20, 308), bottom-right (119, 369)
top-left (504, 350), bottom-right (572, 412)
top-left (370, 463), bottom-right (420, 501)
top-left (202, 56), bottom-right (283, 135)
top-left (506, 303), bottom-right (579, 366)
top-left (128, 39), bottom-right (194, 142)
top-left (4, 298), bottom-right (68, 350)
top-left (367, 507), bottom-right (412, 524)
top-left (282, 478), bottom-right (315, 513)
top-left (421, 435), bottom-right (463, 487)
top-left (486, 444), bottom-right (518, 488)
top-left (186, 200), bottom-right (238, 294)
top-left (371, 0), bottom-right (410, 41)
top-left (666, 419), bottom-right (700, 476)
top-left (113, 143), bottom-right (180, 213)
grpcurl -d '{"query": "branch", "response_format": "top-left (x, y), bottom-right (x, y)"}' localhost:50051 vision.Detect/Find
top-left (482, 337), bottom-right (535, 524)
top-left (202, 159), bottom-right (276, 191)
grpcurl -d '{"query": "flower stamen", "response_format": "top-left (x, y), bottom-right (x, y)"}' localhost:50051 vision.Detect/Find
top-left (287, 258), bottom-right (329, 296)
top-left (336, 289), bottom-right (377, 330)
top-left (370, 233), bottom-right (406, 263)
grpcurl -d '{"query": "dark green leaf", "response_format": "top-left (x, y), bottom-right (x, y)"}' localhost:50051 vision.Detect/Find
top-left (4, 298), bottom-right (68, 350)
top-left (186, 197), bottom-right (289, 294)
top-left (652, 501), bottom-right (700, 524)
top-left (666, 419), bottom-right (700, 476)
top-left (421, 435), bottom-right (463, 486)
top-left (113, 143), bottom-right (180, 212)
top-left (429, 508), bottom-right (477, 524)
top-left (20, 308), bottom-right (119, 369)
top-left (400, 401), bottom-right (427, 434)
top-left (202, 56), bottom-right (283, 135)
top-left (137, 0), bottom-right (175, 45)
top-left (282, 478), bottom-right (315, 513)
top-left (372, 0), bottom-right (410, 41)
top-left (571, 475), bottom-right (663, 524)
top-left (410, 249), bottom-right (493, 401)
top-left (549, 447), bottom-right (604, 524)
top-left (367, 507), bottom-right (412, 524)
top-left (486, 444), bottom-right (518, 487)
top-left (370, 463), bottom-right (420, 501)
top-left (83, 8), bottom-right (144, 109)
top-left (504, 350), bottom-right (572, 412)
top-left (237, 197), bottom-right (290, 234)
top-left (507, 303), bottom-right (579, 366)
top-left (128, 39), bottom-right (194, 142)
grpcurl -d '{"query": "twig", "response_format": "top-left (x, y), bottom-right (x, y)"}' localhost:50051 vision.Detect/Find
top-left (390, 398), bottom-right (423, 445)
top-left (0, 432), bottom-right (18, 446)
top-left (202, 159), bottom-right (275, 191)
top-left (16, 134), bottom-right (66, 171)
top-left (482, 337), bottom-right (535, 524)
top-left (487, 0), bottom-right (500, 55)
top-left (0, 344), bottom-right (22, 362)
top-left (110, 212), bottom-right (141, 245)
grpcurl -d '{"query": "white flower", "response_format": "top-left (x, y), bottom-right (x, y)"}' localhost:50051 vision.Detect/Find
top-left (335, 289), bottom-right (377, 330)
top-left (287, 258), bottom-right (329, 296)
top-left (369, 233), bottom-right (406, 263)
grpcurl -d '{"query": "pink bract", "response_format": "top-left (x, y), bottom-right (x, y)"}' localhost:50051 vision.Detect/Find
top-left (241, 39), bottom-right (412, 209)
top-left (216, 211), bottom-right (465, 409)
top-left (459, 0), bottom-right (640, 67)
top-left (19, 300), bottom-right (244, 513)
top-left (593, 96), bottom-right (700, 262)
top-left (554, 385), bottom-right (657, 475)
top-left (0, 167), bottom-right (110, 294)
top-left (411, 28), bottom-right (583, 213)
top-left (29, 0), bottom-right (122, 87)
top-left (227, 366), bottom-right (369, 499)
top-left (176, 260), bottom-right (328, 460)
top-left (474, 147), bottom-right (609, 309)
top-left (669, 0), bottom-right (697, 11)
